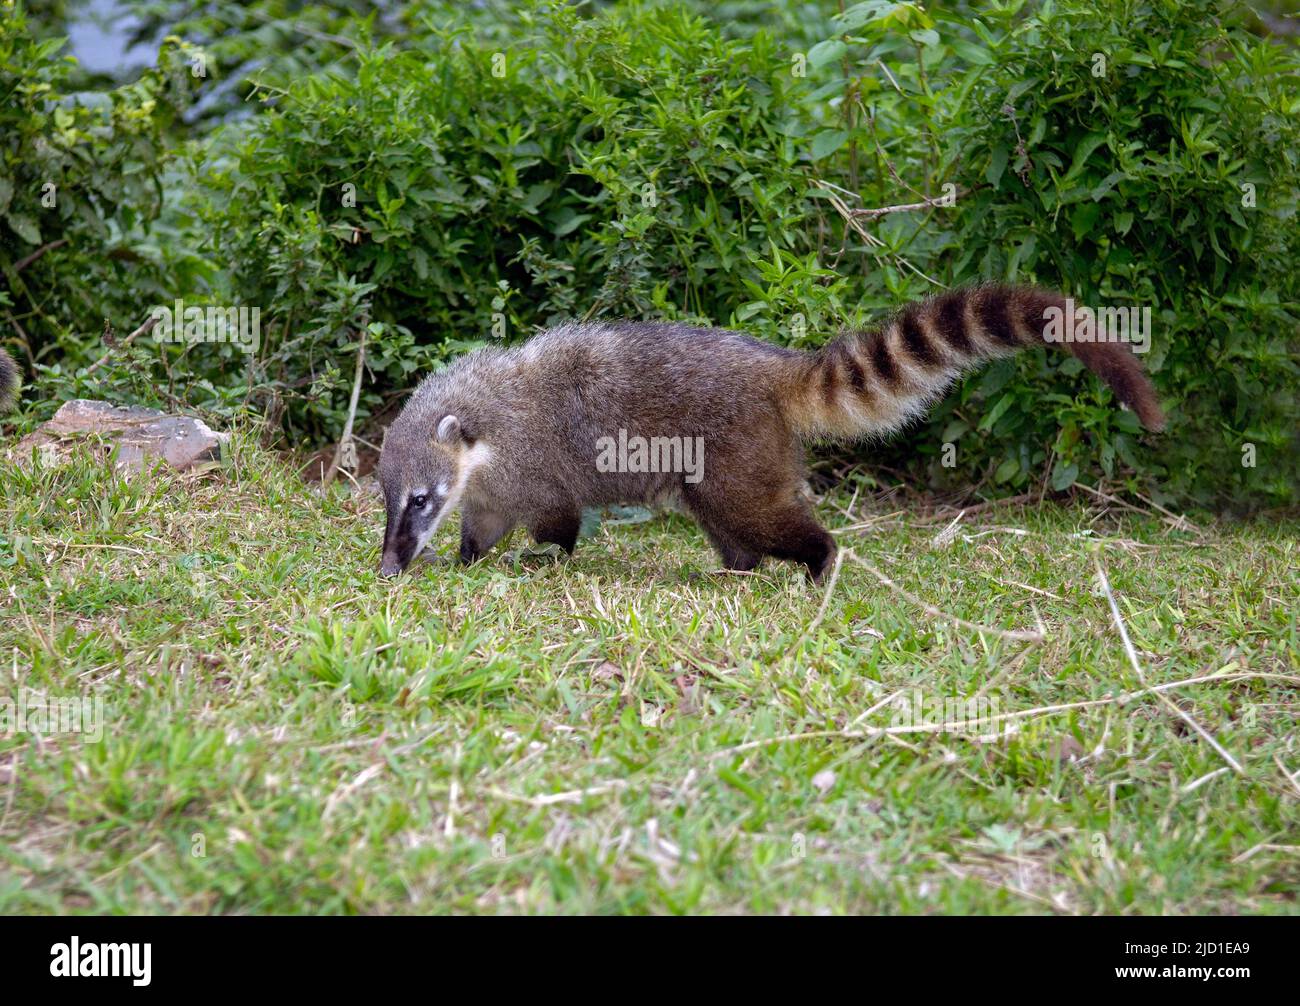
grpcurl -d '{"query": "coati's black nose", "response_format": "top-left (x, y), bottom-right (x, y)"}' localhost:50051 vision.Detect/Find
top-left (379, 552), bottom-right (405, 577)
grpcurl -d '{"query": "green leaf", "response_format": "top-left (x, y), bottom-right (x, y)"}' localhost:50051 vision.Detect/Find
top-left (6, 213), bottom-right (41, 245)
top-left (1090, 171), bottom-right (1126, 201)
top-left (807, 39), bottom-right (848, 71)
top-left (1070, 203), bottom-right (1101, 241)
top-left (552, 212), bottom-right (592, 237)
top-left (1050, 461), bottom-right (1079, 492)
top-left (1114, 410), bottom-right (1142, 435)
top-left (994, 457), bottom-right (1020, 484)
top-left (809, 130), bottom-right (849, 161)
top-left (979, 392), bottom-right (1015, 432)
top-left (1063, 133), bottom-right (1109, 183)
top-left (986, 145), bottom-right (1009, 188)
top-left (949, 38), bottom-right (995, 65)
top-left (942, 419), bottom-right (969, 441)
top-left (837, 2), bottom-right (889, 31)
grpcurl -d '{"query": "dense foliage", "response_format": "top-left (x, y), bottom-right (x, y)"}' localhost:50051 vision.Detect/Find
top-left (938, 0), bottom-right (1300, 507)
top-left (0, 2), bottom-right (191, 383)
top-left (2, 0), bottom-right (1296, 510)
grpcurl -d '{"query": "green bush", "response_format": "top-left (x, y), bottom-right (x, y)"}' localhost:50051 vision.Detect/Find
top-left (7, 0), bottom-right (1298, 510)
top-left (794, 0), bottom-right (1298, 508)
top-left (192, 0), bottom-right (850, 443)
top-left (938, 0), bottom-right (1300, 509)
top-left (0, 1), bottom-right (198, 394)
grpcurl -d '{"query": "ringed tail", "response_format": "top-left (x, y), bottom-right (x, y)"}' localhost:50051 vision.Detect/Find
top-left (785, 285), bottom-right (1164, 440)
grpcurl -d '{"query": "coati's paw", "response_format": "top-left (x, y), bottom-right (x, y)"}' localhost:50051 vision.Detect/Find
top-left (808, 548), bottom-right (836, 585)
top-left (720, 547), bottom-right (761, 572)
top-left (797, 531), bottom-right (837, 584)
top-left (769, 524), bottom-right (835, 583)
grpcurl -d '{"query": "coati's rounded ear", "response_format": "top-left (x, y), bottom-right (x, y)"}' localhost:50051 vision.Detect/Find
top-left (435, 414), bottom-right (461, 444)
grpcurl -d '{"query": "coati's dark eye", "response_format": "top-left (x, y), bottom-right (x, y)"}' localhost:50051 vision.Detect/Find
top-left (411, 494), bottom-right (428, 509)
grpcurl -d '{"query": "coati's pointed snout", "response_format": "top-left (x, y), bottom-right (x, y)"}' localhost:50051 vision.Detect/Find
top-left (379, 516), bottom-right (422, 576)
top-left (379, 550), bottom-right (407, 578)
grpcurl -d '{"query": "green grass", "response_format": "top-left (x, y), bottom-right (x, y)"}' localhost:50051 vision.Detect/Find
top-left (1, 435), bottom-right (1296, 914)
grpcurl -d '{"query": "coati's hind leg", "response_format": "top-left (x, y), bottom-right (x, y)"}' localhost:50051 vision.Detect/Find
top-left (685, 483), bottom-right (836, 583)
top-left (460, 506), bottom-right (513, 564)
top-left (762, 504), bottom-right (836, 583)
top-left (528, 509), bottom-right (581, 555)
top-left (697, 523), bottom-right (762, 572)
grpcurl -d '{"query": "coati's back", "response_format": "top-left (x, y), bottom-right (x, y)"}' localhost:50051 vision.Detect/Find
top-left (377, 284), bottom-right (1162, 579)
top-left (420, 283), bottom-right (1162, 445)
top-left (388, 320), bottom-right (810, 510)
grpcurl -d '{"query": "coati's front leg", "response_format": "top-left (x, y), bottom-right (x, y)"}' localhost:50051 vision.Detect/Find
top-left (528, 509), bottom-right (581, 555)
top-left (460, 506), bottom-right (513, 564)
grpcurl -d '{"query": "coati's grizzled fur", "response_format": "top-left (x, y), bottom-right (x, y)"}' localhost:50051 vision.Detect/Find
top-left (378, 285), bottom-right (1163, 580)
top-left (0, 348), bottom-right (19, 411)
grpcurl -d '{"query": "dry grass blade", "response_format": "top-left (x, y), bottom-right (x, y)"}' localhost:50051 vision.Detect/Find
top-left (1092, 555), bottom-right (1243, 774)
top-left (844, 547), bottom-right (1046, 643)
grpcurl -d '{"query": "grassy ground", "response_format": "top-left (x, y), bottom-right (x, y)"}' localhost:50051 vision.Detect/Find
top-left (1, 435), bottom-right (1296, 915)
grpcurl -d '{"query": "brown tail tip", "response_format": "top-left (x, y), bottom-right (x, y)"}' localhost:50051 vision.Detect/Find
top-left (1066, 340), bottom-right (1165, 431)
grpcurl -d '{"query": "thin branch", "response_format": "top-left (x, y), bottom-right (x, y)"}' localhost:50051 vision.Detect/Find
top-left (813, 179), bottom-right (949, 289)
top-left (844, 548), bottom-right (1046, 643)
top-left (245, 7), bottom-right (359, 49)
top-left (83, 314), bottom-right (159, 376)
top-left (1273, 752), bottom-right (1300, 799)
top-left (14, 238), bottom-right (69, 273)
top-left (850, 189), bottom-right (971, 220)
top-left (1232, 842), bottom-right (1300, 864)
top-left (322, 762), bottom-right (384, 821)
top-left (780, 546), bottom-right (846, 660)
top-left (323, 325), bottom-right (368, 487)
top-left (1073, 481), bottom-right (1199, 533)
top-left (705, 671), bottom-right (1300, 760)
top-left (486, 780), bottom-right (628, 807)
top-left (910, 493), bottom-right (1038, 525)
top-left (1180, 766), bottom-right (1230, 794)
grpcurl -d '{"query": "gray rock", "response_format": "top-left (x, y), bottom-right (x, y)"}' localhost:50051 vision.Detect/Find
top-left (15, 399), bottom-right (228, 472)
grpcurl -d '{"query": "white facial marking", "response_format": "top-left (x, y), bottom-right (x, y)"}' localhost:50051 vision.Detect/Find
top-left (406, 442), bottom-right (495, 565)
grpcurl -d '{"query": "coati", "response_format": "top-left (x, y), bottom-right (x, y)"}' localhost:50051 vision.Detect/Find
top-left (0, 348), bottom-right (18, 411)
top-left (378, 285), bottom-right (1163, 581)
